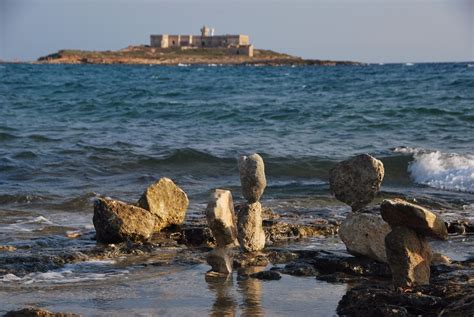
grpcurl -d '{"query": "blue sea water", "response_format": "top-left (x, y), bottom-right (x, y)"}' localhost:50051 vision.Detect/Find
top-left (0, 63), bottom-right (473, 315)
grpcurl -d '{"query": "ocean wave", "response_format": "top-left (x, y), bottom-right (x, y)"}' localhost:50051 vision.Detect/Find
top-left (0, 194), bottom-right (51, 204)
top-left (408, 150), bottom-right (474, 193)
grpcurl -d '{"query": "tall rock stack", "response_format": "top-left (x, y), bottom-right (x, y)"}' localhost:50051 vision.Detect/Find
top-left (237, 154), bottom-right (266, 252)
top-left (329, 154), bottom-right (388, 262)
top-left (205, 189), bottom-right (238, 274)
top-left (381, 198), bottom-right (448, 288)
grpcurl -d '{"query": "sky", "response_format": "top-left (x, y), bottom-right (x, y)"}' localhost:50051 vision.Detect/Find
top-left (0, 0), bottom-right (472, 63)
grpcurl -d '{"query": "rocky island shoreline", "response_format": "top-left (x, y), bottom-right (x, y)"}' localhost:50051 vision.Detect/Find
top-left (35, 45), bottom-right (362, 66)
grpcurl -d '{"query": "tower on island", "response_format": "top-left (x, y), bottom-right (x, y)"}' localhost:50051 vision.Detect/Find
top-left (150, 26), bottom-right (254, 57)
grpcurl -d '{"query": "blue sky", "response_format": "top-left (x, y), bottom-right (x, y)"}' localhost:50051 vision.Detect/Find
top-left (0, 0), bottom-right (472, 62)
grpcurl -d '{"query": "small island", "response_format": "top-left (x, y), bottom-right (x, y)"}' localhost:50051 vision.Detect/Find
top-left (37, 26), bottom-right (362, 66)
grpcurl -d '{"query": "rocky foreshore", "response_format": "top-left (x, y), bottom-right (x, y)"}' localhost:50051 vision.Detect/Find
top-left (35, 46), bottom-right (362, 66)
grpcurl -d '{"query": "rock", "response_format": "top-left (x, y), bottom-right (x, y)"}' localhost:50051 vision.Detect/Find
top-left (206, 189), bottom-right (238, 247)
top-left (280, 262), bottom-right (317, 276)
top-left (339, 212), bottom-right (391, 263)
top-left (250, 270), bottom-right (282, 280)
top-left (0, 245), bottom-right (16, 252)
top-left (4, 307), bottom-right (79, 317)
top-left (431, 253), bottom-right (451, 265)
top-left (439, 294), bottom-right (474, 316)
top-left (312, 252), bottom-right (391, 278)
top-left (137, 177), bottom-right (189, 231)
top-left (233, 253), bottom-right (269, 268)
top-left (207, 248), bottom-right (233, 274)
top-left (237, 202), bottom-right (266, 252)
top-left (380, 198), bottom-right (448, 240)
top-left (93, 198), bottom-right (155, 243)
top-left (329, 154), bottom-right (384, 211)
top-left (238, 153), bottom-right (267, 203)
top-left (385, 226), bottom-right (432, 288)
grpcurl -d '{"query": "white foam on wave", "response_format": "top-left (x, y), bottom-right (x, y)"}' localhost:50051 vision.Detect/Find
top-left (1, 260), bottom-right (126, 285)
top-left (408, 151), bottom-right (474, 193)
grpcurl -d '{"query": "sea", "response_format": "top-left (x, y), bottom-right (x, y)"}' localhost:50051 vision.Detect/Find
top-left (0, 62), bottom-right (473, 315)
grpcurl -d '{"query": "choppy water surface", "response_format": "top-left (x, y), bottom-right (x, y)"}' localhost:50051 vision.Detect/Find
top-left (0, 63), bottom-right (473, 315)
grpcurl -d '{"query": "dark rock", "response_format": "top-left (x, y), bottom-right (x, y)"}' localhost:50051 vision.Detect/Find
top-left (4, 307), bottom-right (79, 317)
top-left (250, 270), bottom-right (282, 280)
top-left (266, 250), bottom-right (299, 264)
top-left (233, 253), bottom-right (269, 268)
top-left (312, 252), bottom-right (391, 277)
top-left (381, 198), bottom-right (448, 240)
top-left (439, 294), bottom-right (474, 316)
top-left (385, 226), bottom-right (432, 288)
top-left (263, 220), bottom-right (338, 243)
top-left (329, 154), bottom-right (384, 211)
top-left (93, 198), bottom-right (155, 243)
top-left (280, 262), bottom-right (317, 276)
top-left (137, 177), bottom-right (189, 231)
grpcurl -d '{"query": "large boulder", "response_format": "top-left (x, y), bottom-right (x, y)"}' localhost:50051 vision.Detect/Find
top-left (137, 177), bottom-right (189, 231)
top-left (385, 226), bottom-right (432, 288)
top-left (206, 189), bottom-right (238, 247)
top-left (207, 247), bottom-right (233, 274)
top-left (93, 198), bottom-right (155, 243)
top-left (238, 154), bottom-right (267, 203)
top-left (237, 202), bottom-right (266, 252)
top-left (329, 154), bottom-right (384, 211)
top-left (339, 212), bottom-right (391, 263)
top-left (381, 198), bottom-right (448, 240)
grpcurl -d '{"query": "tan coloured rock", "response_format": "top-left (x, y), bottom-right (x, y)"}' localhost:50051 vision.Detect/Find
top-left (381, 198), bottom-right (448, 240)
top-left (137, 177), bottom-right (189, 231)
top-left (339, 212), bottom-right (391, 263)
top-left (93, 198), bottom-right (155, 243)
top-left (207, 247), bottom-right (233, 274)
top-left (237, 202), bottom-right (266, 252)
top-left (206, 189), bottom-right (238, 247)
top-left (329, 154), bottom-right (384, 211)
top-left (385, 226), bottom-right (432, 288)
top-left (238, 154), bottom-right (267, 203)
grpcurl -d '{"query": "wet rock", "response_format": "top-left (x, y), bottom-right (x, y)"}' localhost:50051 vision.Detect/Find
top-left (431, 252), bottom-right (451, 265)
top-left (206, 189), bottom-right (238, 247)
top-left (250, 270), bottom-right (281, 280)
top-left (381, 198), bottom-right (448, 240)
top-left (385, 226), bottom-right (432, 288)
top-left (4, 307), bottom-right (79, 317)
top-left (439, 294), bottom-right (474, 316)
top-left (339, 212), bottom-right (391, 263)
top-left (238, 153), bottom-right (266, 203)
top-left (233, 253), bottom-right (269, 268)
top-left (312, 252), bottom-right (391, 278)
top-left (175, 225), bottom-right (215, 247)
top-left (207, 248), bottom-right (233, 274)
top-left (93, 198), bottom-right (155, 243)
top-left (137, 177), bottom-right (189, 231)
top-left (280, 262), bottom-right (317, 276)
top-left (237, 202), bottom-right (266, 252)
top-left (266, 250), bottom-right (299, 264)
top-left (329, 154), bottom-right (384, 211)
top-left (263, 219), bottom-right (339, 243)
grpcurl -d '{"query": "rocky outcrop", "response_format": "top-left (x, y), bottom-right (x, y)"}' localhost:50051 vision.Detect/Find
top-left (339, 212), bottom-right (391, 263)
top-left (93, 198), bottom-right (155, 243)
top-left (329, 154), bottom-right (384, 211)
top-left (137, 177), bottom-right (189, 231)
top-left (380, 198), bottom-right (448, 240)
top-left (237, 202), bottom-right (266, 252)
top-left (206, 248), bottom-right (233, 274)
top-left (4, 307), bottom-right (79, 317)
top-left (206, 189), bottom-right (238, 247)
top-left (385, 226), bottom-right (432, 288)
top-left (238, 154), bottom-right (266, 203)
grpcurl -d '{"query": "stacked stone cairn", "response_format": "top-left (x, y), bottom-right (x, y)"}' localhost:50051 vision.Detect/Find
top-left (237, 153), bottom-right (266, 252)
top-left (381, 198), bottom-right (448, 288)
top-left (93, 177), bottom-right (189, 243)
top-left (329, 154), bottom-right (389, 263)
top-left (205, 189), bottom-right (238, 274)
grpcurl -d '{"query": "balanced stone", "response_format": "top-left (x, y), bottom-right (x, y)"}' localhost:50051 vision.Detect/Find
top-left (329, 154), bottom-right (384, 211)
top-left (207, 247), bottom-right (233, 274)
top-left (238, 153), bottom-right (267, 203)
top-left (381, 198), bottom-right (448, 240)
top-left (237, 202), bottom-right (266, 252)
top-left (206, 189), bottom-right (238, 247)
top-left (385, 226), bottom-right (432, 288)
top-left (93, 198), bottom-right (155, 243)
top-left (137, 177), bottom-right (189, 231)
top-left (339, 212), bottom-right (391, 263)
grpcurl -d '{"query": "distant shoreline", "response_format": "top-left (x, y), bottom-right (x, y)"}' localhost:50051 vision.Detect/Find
top-left (31, 45), bottom-right (363, 66)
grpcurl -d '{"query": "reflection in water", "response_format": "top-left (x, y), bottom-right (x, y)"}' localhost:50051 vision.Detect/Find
top-left (205, 273), bottom-right (237, 317)
top-left (237, 267), bottom-right (264, 317)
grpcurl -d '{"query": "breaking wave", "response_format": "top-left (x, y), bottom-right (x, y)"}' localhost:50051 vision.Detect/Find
top-left (407, 150), bottom-right (474, 193)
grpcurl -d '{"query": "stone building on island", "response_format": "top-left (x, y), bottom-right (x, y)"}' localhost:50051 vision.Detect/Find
top-left (150, 26), bottom-right (254, 57)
